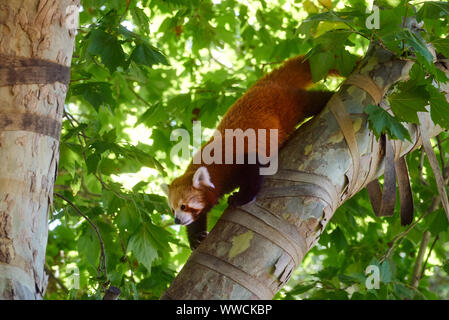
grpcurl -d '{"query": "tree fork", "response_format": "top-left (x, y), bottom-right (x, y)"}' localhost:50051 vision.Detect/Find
top-left (0, 0), bottom-right (78, 299)
top-left (161, 45), bottom-right (447, 300)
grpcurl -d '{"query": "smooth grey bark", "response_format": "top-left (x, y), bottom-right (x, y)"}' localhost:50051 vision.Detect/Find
top-left (0, 0), bottom-right (78, 299)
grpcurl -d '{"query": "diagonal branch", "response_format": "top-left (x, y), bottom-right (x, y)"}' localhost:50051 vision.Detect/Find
top-left (161, 45), bottom-right (448, 300)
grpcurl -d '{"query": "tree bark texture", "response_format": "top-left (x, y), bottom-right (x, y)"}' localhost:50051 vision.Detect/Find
top-left (161, 46), bottom-right (447, 300)
top-left (0, 0), bottom-right (78, 299)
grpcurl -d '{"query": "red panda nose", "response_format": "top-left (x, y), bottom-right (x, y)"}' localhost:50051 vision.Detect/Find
top-left (174, 218), bottom-right (181, 224)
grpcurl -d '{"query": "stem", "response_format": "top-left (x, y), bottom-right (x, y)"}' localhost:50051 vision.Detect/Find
top-left (436, 134), bottom-right (445, 171)
top-left (54, 193), bottom-right (107, 278)
top-left (45, 264), bottom-right (69, 294)
top-left (418, 148), bottom-right (429, 186)
top-left (411, 231), bottom-right (431, 288)
top-left (381, 154), bottom-right (449, 263)
top-left (420, 235), bottom-right (439, 280)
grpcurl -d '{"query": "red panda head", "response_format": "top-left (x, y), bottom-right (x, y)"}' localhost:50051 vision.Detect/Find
top-left (163, 167), bottom-right (216, 225)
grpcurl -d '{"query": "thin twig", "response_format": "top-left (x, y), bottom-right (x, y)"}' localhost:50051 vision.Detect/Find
top-left (119, 0), bottom-right (131, 23)
top-left (54, 184), bottom-right (101, 199)
top-left (401, 2), bottom-right (409, 50)
top-left (380, 207), bottom-right (433, 263)
top-left (45, 264), bottom-right (69, 294)
top-left (420, 234), bottom-right (439, 280)
top-left (209, 49), bottom-right (232, 70)
top-left (381, 162), bottom-right (449, 263)
top-left (411, 230), bottom-right (431, 288)
top-left (127, 82), bottom-right (152, 108)
top-left (436, 134), bottom-right (445, 171)
top-left (418, 148), bottom-right (429, 186)
top-left (54, 192), bottom-right (107, 278)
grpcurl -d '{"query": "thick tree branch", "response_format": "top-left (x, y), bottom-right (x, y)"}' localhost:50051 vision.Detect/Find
top-left (161, 44), bottom-right (448, 299)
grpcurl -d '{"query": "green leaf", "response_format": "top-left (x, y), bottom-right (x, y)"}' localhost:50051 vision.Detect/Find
top-left (316, 267), bottom-right (339, 280)
top-left (70, 82), bottom-right (116, 112)
top-left (335, 50), bottom-right (358, 77)
top-left (289, 283), bottom-right (317, 296)
top-left (443, 260), bottom-right (449, 276)
top-left (78, 225), bottom-right (100, 268)
top-left (428, 85), bottom-right (449, 130)
top-left (304, 11), bottom-right (357, 23)
top-left (330, 227), bottom-right (348, 252)
top-left (393, 282), bottom-right (414, 299)
top-left (86, 154), bottom-right (101, 175)
top-left (131, 7), bottom-right (150, 34)
top-left (380, 261), bottom-right (393, 283)
top-left (429, 209), bottom-right (449, 236)
top-left (365, 105), bottom-right (411, 142)
top-left (87, 29), bottom-right (127, 73)
top-left (432, 37), bottom-right (449, 58)
top-left (309, 51), bottom-right (335, 82)
top-left (388, 82), bottom-right (429, 123)
top-left (135, 102), bottom-right (168, 127)
top-left (127, 225), bottom-right (159, 274)
top-left (130, 43), bottom-right (169, 68)
top-left (396, 29), bottom-right (434, 63)
top-left (417, 1), bottom-right (449, 20)
top-left (116, 204), bottom-right (142, 234)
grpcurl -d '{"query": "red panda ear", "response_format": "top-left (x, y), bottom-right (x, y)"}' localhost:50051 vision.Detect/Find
top-left (192, 167), bottom-right (215, 189)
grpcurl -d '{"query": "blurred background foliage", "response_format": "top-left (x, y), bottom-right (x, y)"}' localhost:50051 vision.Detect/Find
top-left (46, 0), bottom-right (449, 299)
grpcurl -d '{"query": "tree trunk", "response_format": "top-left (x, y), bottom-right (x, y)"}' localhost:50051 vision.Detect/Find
top-left (0, 0), bottom-right (78, 299)
top-left (161, 46), bottom-right (448, 300)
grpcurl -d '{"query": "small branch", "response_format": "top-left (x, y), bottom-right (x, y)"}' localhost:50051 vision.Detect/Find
top-left (401, 2), bottom-right (410, 50)
top-left (418, 148), bottom-right (429, 186)
top-left (119, 0), bottom-right (131, 24)
top-left (54, 184), bottom-right (101, 199)
top-left (127, 82), bottom-right (152, 108)
top-left (208, 49), bottom-right (232, 70)
top-left (436, 134), bottom-right (445, 171)
top-left (54, 192), bottom-right (107, 278)
top-left (420, 234), bottom-right (439, 280)
top-left (381, 155), bottom-right (449, 263)
top-left (411, 231), bottom-right (431, 288)
top-left (380, 197), bottom-right (438, 263)
top-left (45, 264), bottom-right (69, 294)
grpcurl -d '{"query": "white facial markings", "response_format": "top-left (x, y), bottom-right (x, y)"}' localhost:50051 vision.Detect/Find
top-left (188, 199), bottom-right (204, 210)
top-left (174, 210), bottom-right (194, 225)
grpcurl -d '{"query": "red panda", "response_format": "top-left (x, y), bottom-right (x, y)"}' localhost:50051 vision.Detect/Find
top-left (163, 55), bottom-right (338, 249)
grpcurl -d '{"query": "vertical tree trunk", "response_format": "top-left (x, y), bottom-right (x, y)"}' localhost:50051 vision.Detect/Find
top-left (0, 0), bottom-right (78, 299)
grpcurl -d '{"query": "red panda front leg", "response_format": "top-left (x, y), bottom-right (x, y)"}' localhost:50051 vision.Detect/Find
top-left (186, 212), bottom-right (208, 250)
top-left (228, 161), bottom-right (265, 207)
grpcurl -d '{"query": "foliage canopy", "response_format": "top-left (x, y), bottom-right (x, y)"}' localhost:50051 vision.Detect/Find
top-left (46, 0), bottom-right (449, 300)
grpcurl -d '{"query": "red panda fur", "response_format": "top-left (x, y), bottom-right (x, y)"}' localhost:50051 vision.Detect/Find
top-left (167, 55), bottom-right (338, 247)
top-left (171, 56), bottom-right (335, 200)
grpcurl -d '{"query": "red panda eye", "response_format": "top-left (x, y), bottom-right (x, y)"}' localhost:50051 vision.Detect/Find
top-left (181, 204), bottom-right (186, 210)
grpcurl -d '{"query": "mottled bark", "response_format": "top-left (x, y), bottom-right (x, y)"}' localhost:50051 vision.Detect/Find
top-left (161, 46), bottom-right (447, 300)
top-left (0, 0), bottom-right (78, 299)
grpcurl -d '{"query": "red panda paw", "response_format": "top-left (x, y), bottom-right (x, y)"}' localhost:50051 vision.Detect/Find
top-left (189, 231), bottom-right (209, 250)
